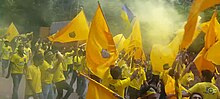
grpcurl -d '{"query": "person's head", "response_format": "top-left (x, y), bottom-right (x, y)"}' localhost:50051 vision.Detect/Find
top-left (151, 74), bottom-right (160, 84)
top-left (190, 93), bottom-right (203, 99)
top-left (17, 44), bottom-right (24, 54)
top-left (110, 66), bottom-right (122, 79)
top-left (33, 53), bottom-right (44, 67)
top-left (4, 40), bottom-right (9, 46)
top-left (201, 70), bottom-right (213, 82)
top-left (44, 51), bottom-right (54, 62)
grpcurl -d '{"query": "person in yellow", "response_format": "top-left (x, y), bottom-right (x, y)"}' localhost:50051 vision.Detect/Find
top-left (40, 51), bottom-right (61, 99)
top-left (24, 43), bottom-right (32, 65)
top-left (76, 50), bottom-right (90, 99)
top-left (107, 66), bottom-right (138, 98)
top-left (70, 48), bottom-right (82, 87)
top-left (0, 40), bottom-right (12, 76)
top-left (6, 45), bottom-right (27, 99)
top-left (25, 53), bottom-right (43, 99)
top-left (63, 50), bottom-right (74, 78)
top-left (128, 60), bottom-right (147, 99)
top-left (183, 70), bottom-right (220, 99)
top-left (53, 51), bottom-right (73, 99)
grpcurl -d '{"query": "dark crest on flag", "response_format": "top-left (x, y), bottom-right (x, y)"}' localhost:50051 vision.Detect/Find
top-left (101, 49), bottom-right (110, 58)
top-left (69, 31), bottom-right (76, 38)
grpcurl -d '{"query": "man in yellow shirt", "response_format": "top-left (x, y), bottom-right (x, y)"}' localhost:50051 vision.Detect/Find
top-left (184, 70), bottom-right (220, 99)
top-left (128, 62), bottom-right (147, 99)
top-left (40, 51), bottom-right (59, 99)
top-left (70, 49), bottom-right (82, 87)
top-left (25, 53), bottom-right (44, 99)
top-left (6, 45), bottom-right (27, 99)
top-left (0, 40), bottom-right (12, 76)
top-left (53, 51), bottom-right (73, 99)
top-left (24, 43), bottom-right (32, 65)
top-left (107, 66), bottom-right (138, 98)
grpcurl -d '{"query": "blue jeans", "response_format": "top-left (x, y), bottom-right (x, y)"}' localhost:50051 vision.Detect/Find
top-left (76, 75), bottom-right (88, 99)
top-left (11, 74), bottom-right (23, 99)
top-left (70, 70), bottom-right (78, 87)
top-left (42, 83), bottom-right (55, 99)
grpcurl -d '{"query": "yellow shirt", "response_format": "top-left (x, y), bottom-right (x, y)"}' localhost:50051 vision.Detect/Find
top-left (39, 61), bottom-right (53, 84)
top-left (1, 45), bottom-right (12, 60)
top-left (180, 71), bottom-right (194, 87)
top-left (73, 56), bottom-right (82, 70)
top-left (62, 61), bottom-right (68, 72)
top-left (25, 65), bottom-right (42, 95)
top-left (24, 47), bottom-right (32, 61)
top-left (10, 53), bottom-right (27, 74)
top-left (65, 51), bottom-right (74, 65)
top-left (121, 64), bottom-right (130, 78)
top-left (53, 63), bottom-right (65, 83)
top-left (108, 78), bottom-right (131, 97)
top-left (130, 67), bottom-right (146, 90)
top-left (160, 69), bottom-right (170, 85)
top-left (188, 82), bottom-right (220, 99)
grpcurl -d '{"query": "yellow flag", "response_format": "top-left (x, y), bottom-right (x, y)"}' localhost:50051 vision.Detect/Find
top-left (5, 23), bottom-right (19, 42)
top-left (194, 11), bottom-right (218, 73)
top-left (194, 48), bottom-right (215, 73)
top-left (151, 28), bottom-right (200, 73)
top-left (48, 10), bottom-right (89, 43)
top-left (180, 0), bottom-right (220, 50)
top-left (86, 4), bottom-right (118, 79)
top-left (150, 44), bottom-right (175, 73)
top-left (113, 34), bottom-right (126, 52)
top-left (126, 19), bottom-right (145, 60)
top-left (206, 41), bottom-right (220, 65)
top-left (203, 11), bottom-right (220, 65)
top-left (84, 74), bottom-right (119, 99)
top-left (165, 75), bottom-right (187, 99)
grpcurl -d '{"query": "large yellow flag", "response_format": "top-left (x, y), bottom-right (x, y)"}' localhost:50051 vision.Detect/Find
top-left (86, 4), bottom-right (118, 79)
top-left (194, 11), bottom-right (218, 73)
top-left (48, 10), bottom-right (89, 43)
top-left (113, 34), bottom-right (126, 52)
top-left (151, 44), bottom-right (175, 73)
top-left (126, 19), bottom-right (146, 60)
top-left (206, 41), bottom-right (220, 65)
top-left (84, 74), bottom-right (119, 99)
top-left (180, 0), bottom-right (220, 50)
top-left (5, 23), bottom-right (19, 42)
top-left (151, 28), bottom-right (201, 73)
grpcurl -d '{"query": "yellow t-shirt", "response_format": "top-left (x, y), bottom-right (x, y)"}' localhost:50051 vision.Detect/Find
top-left (24, 47), bottom-right (32, 61)
top-left (160, 69), bottom-right (170, 85)
top-left (39, 61), bottom-right (53, 84)
top-left (188, 82), bottom-right (220, 99)
top-left (73, 56), bottom-right (82, 70)
top-left (78, 56), bottom-right (89, 74)
top-left (10, 53), bottom-right (27, 74)
top-left (61, 61), bottom-right (68, 72)
top-left (121, 64), bottom-right (131, 78)
top-left (65, 51), bottom-right (74, 65)
top-left (108, 78), bottom-right (131, 97)
top-left (53, 63), bottom-right (65, 83)
top-left (130, 67), bottom-right (146, 90)
top-left (25, 65), bottom-right (42, 95)
top-left (1, 46), bottom-right (12, 60)
top-left (180, 71), bottom-right (194, 87)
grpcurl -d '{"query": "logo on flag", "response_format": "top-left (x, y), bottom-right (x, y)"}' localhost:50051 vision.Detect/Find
top-left (69, 31), bottom-right (76, 38)
top-left (101, 49), bottom-right (110, 58)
